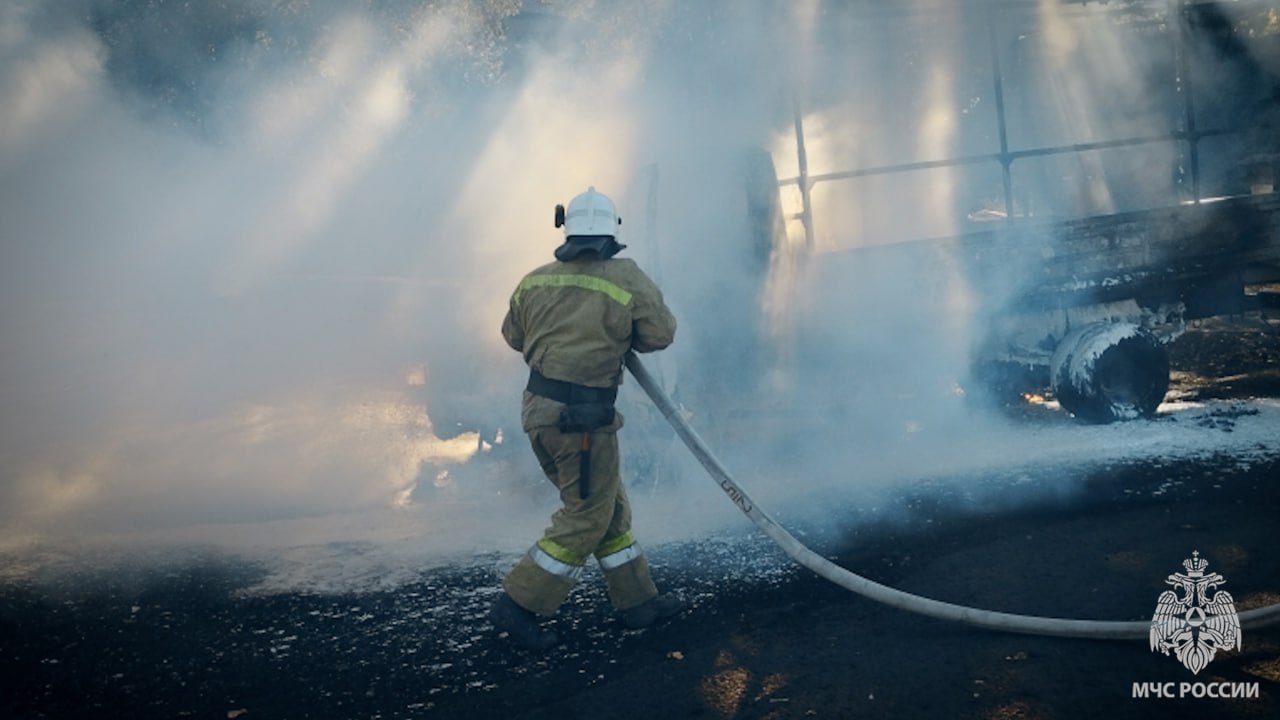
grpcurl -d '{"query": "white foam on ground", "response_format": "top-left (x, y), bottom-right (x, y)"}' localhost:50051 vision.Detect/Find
top-left (632, 397), bottom-right (1280, 549)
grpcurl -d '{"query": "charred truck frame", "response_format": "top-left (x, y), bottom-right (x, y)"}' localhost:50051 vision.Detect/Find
top-left (748, 0), bottom-right (1280, 423)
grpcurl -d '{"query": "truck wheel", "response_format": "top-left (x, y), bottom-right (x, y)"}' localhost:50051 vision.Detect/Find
top-left (1049, 322), bottom-right (1169, 423)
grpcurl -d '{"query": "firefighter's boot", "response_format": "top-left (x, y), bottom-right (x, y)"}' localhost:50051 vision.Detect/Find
top-left (620, 593), bottom-right (686, 629)
top-left (491, 592), bottom-right (560, 651)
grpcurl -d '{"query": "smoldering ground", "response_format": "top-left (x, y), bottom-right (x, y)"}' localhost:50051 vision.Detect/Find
top-left (2, 0), bottom-right (1278, 588)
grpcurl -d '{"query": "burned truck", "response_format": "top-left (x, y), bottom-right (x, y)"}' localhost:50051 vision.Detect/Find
top-left (738, 0), bottom-right (1280, 424)
top-left (785, 190), bottom-right (1280, 423)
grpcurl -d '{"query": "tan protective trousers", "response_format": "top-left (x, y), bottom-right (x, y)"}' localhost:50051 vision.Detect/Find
top-left (503, 426), bottom-right (658, 616)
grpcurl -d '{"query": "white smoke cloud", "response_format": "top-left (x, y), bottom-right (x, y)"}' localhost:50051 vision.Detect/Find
top-left (2, 0), bottom-right (1276, 588)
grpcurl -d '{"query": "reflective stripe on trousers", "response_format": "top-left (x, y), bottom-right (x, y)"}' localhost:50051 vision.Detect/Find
top-left (529, 538), bottom-right (585, 581)
top-left (596, 531), bottom-right (643, 570)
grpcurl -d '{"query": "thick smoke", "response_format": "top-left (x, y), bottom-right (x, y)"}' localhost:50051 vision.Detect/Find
top-left (1, 1), bottom-right (1277, 579)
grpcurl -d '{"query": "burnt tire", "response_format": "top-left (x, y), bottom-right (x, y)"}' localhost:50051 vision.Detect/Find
top-left (1049, 322), bottom-right (1170, 423)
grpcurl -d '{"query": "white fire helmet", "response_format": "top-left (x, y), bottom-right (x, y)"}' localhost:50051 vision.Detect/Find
top-left (563, 186), bottom-right (621, 238)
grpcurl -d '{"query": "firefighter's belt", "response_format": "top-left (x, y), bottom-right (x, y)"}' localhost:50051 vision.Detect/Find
top-left (526, 369), bottom-right (618, 406)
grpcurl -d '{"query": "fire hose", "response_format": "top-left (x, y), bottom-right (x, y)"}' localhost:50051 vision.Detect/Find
top-left (624, 353), bottom-right (1280, 639)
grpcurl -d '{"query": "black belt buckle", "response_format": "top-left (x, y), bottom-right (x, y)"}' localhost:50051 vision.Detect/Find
top-left (568, 384), bottom-right (606, 405)
top-left (557, 403), bottom-right (615, 433)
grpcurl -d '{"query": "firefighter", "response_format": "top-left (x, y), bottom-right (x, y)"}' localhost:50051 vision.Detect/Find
top-left (490, 186), bottom-right (684, 651)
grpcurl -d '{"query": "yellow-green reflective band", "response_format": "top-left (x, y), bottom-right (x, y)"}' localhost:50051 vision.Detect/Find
top-left (529, 546), bottom-right (583, 581)
top-left (597, 544), bottom-right (642, 570)
top-left (514, 274), bottom-right (632, 307)
top-left (536, 538), bottom-right (586, 566)
top-left (594, 531), bottom-right (636, 559)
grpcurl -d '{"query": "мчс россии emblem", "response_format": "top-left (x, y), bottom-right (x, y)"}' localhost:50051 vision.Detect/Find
top-left (1149, 551), bottom-right (1242, 675)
